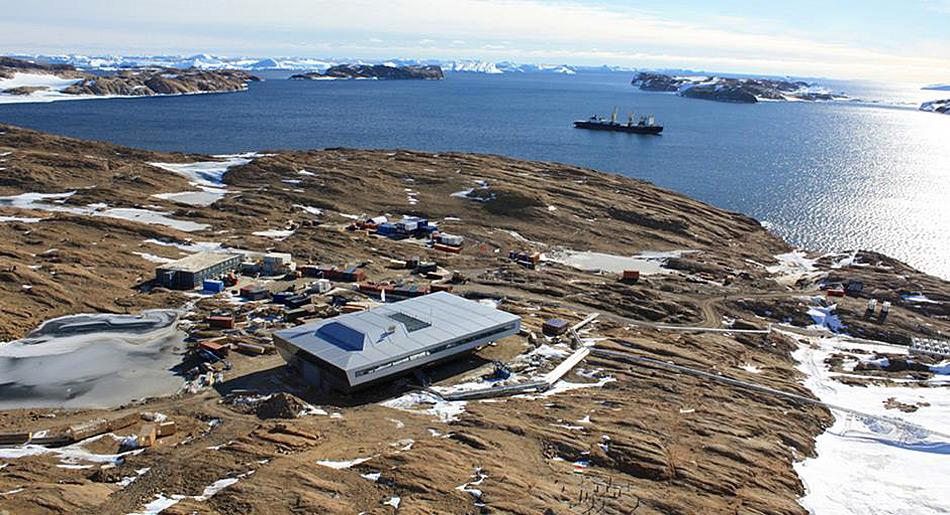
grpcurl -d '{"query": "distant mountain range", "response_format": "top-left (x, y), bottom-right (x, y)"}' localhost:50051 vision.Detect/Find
top-left (9, 53), bottom-right (637, 75)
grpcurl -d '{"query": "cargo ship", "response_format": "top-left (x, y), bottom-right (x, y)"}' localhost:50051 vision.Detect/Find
top-left (574, 108), bottom-right (663, 134)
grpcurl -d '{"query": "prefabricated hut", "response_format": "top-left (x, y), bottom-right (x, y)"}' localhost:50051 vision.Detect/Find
top-left (155, 252), bottom-right (242, 290)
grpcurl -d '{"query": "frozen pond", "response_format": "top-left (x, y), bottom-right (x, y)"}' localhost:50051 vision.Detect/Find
top-left (544, 249), bottom-right (692, 275)
top-left (0, 192), bottom-right (209, 232)
top-left (0, 310), bottom-right (188, 409)
top-left (152, 189), bottom-right (226, 207)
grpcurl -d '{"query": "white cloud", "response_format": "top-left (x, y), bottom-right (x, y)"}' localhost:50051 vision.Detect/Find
top-left (1, 0), bottom-right (947, 82)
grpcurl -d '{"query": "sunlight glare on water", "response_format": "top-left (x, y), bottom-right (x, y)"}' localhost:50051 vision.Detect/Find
top-left (760, 106), bottom-right (950, 276)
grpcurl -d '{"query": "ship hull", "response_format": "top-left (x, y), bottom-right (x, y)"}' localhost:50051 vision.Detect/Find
top-left (573, 121), bottom-right (663, 134)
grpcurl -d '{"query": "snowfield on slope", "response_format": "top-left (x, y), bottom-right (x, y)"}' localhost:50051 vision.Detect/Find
top-left (792, 334), bottom-right (950, 515)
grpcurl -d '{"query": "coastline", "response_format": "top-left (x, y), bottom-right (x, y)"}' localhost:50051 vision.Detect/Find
top-left (3, 72), bottom-right (946, 280)
top-left (0, 85), bottom-right (251, 106)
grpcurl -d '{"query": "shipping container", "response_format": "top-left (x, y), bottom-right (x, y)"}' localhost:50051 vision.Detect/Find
top-left (415, 262), bottom-right (438, 274)
top-left (285, 294), bottom-right (312, 309)
top-left (207, 316), bottom-right (235, 329)
top-left (240, 285), bottom-right (270, 300)
top-left (433, 243), bottom-right (462, 254)
top-left (109, 412), bottom-right (141, 431)
top-left (0, 432), bottom-right (32, 445)
top-left (542, 318), bottom-right (570, 336)
top-left (137, 424), bottom-right (157, 448)
top-left (236, 342), bottom-right (267, 355)
top-left (199, 340), bottom-right (229, 356)
top-left (286, 306), bottom-right (316, 321)
top-left (376, 223), bottom-right (397, 236)
top-left (341, 303), bottom-right (368, 313)
top-left (157, 421), bottom-right (177, 438)
top-left (438, 233), bottom-right (464, 246)
top-left (273, 291), bottom-right (295, 304)
top-left (68, 419), bottom-right (110, 441)
top-left (621, 270), bottom-right (640, 283)
top-left (203, 279), bottom-right (225, 293)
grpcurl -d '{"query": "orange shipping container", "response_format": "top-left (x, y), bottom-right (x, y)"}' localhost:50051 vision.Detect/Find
top-left (341, 303), bottom-right (367, 313)
top-left (199, 340), bottom-right (229, 356)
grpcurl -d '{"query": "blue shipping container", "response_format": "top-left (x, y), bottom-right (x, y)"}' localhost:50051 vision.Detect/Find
top-left (203, 280), bottom-right (225, 293)
top-left (377, 223), bottom-right (396, 235)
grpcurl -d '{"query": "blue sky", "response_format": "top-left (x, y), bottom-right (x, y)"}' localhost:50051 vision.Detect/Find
top-left (2, 0), bottom-right (948, 82)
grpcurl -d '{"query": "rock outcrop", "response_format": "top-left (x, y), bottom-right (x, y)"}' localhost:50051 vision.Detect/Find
top-left (631, 71), bottom-right (842, 103)
top-left (0, 56), bottom-right (78, 80)
top-left (1, 125), bottom-right (948, 515)
top-left (920, 99), bottom-right (949, 114)
top-left (62, 69), bottom-right (258, 97)
top-left (0, 56), bottom-right (258, 99)
top-left (290, 64), bottom-right (444, 80)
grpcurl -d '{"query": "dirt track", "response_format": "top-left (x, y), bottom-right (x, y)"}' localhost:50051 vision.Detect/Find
top-left (1, 124), bottom-right (948, 514)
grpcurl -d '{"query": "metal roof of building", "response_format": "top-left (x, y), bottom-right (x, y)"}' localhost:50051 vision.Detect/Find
top-left (274, 292), bottom-right (520, 371)
top-left (157, 251), bottom-right (240, 273)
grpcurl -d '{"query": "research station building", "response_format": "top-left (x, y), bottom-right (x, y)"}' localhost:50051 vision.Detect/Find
top-left (155, 251), bottom-right (242, 290)
top-left (273, 292), bottom-right (521, 392)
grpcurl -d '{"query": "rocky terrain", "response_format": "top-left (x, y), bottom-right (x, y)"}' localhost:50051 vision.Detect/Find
top-left (290, 64), bottom-right (444, 80)
top-left (920, 98), bottom-right (949, 114)
top-left (0, 57), bottom-right (258, 101)
top-left (61, 69), bottom-right (258, 97)
top-left (0, 57), bottom-right (78, 80)
top-left (631, 71), bottom-right (842, 103)
top-left (0, 124), bottom-right (947, 514)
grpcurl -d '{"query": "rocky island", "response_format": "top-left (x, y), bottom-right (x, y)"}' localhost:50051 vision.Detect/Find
top-left (920, 98), bottom-right (949, 114)
top-left (631, 71), bottom-right (843, 103)
top-left (0, 56), bottom-right (258, 103)
top-left (0, 124), bottom-right (947, 514)
top-left (290, 63), bottom-right (444, 80)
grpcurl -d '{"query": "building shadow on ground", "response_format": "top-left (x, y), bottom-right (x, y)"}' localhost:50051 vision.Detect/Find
top-left (213, 351), bottom-right (492, 407)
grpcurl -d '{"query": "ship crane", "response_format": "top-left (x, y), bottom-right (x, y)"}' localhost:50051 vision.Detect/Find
top-left (573, 108), bottom-right (663, 134)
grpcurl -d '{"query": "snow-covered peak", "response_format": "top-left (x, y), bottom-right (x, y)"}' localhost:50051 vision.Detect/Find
top-left (6, 54), bottom-right (628, 75)
top-left (444, 60), bottom-right (503, 74)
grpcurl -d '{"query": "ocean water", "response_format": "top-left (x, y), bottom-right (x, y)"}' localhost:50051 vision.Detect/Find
top-left (1, 72), bottom-right (948, 278)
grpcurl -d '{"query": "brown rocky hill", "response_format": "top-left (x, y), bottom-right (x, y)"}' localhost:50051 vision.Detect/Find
top-left (0, 124), bottom-right (947, 514)
top-left (0, 56), bottom-right (257, 97)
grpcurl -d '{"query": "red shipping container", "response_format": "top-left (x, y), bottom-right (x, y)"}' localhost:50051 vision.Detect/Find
top-left (433, 243), bottom-right (462, 254)
top-left (207, 316), bottom-right (235, 329)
